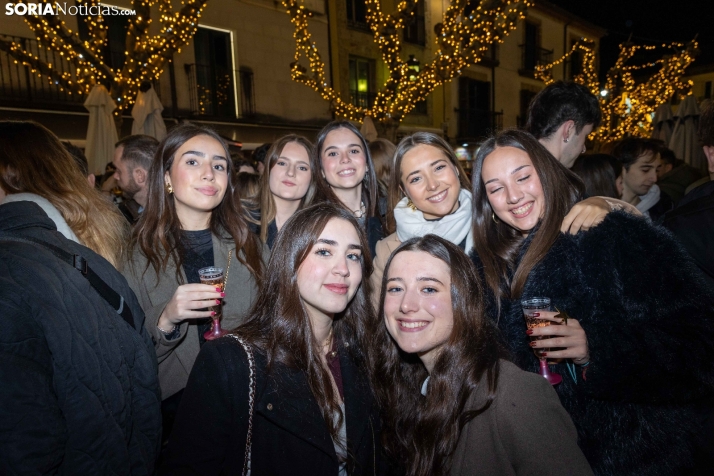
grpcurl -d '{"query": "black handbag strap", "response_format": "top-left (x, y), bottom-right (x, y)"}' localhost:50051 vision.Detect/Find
top-left (0, 233), bottom-right (136, 330)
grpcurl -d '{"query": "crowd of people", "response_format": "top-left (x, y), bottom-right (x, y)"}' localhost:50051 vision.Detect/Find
top-left (1, 80), bottom-right (713, 476)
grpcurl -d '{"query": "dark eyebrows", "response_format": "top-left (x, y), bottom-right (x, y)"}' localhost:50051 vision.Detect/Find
top-left (278, 156), bottom-right (310, 166)
top-left (405, 158), bottom-right (447, 179)
top-left (181, 150), bottom-right (227, 162)
top-left (484, 164), bottom-right (531, 185)
top-left (386, 276), bottom-right (444, 285)
top-left (324, 143), bottom-right (363, 152)
top-left (315, 239), bottom-right (363, 253)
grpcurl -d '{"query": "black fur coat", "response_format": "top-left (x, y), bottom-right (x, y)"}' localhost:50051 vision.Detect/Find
top-left (472, 211), bottom-right (714, 476)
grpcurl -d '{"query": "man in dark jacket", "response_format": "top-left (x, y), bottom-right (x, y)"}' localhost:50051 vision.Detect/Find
top-left (665, 100), bottom-right (714, 289)
top-left (0, 201), bottom-right (161, 475)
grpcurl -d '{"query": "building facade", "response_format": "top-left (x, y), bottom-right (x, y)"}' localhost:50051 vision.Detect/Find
top-left (0, 0), bottom-right (604, 161)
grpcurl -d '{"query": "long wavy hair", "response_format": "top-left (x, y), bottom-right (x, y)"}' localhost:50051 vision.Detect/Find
top-left (370, 234), bottom-right (505, 476)
top-left (315, 121), bottom-right (380, 220)
top-left (256, 135), bottom-right (317, 242)
top-left (132, 123), bottom-right (263, 283)
top-left (235, 202), bottom-right (374, 463)
top-left (0, 120), bottom-right (128, 267)
top-left (471, 129), bottom-right (584, 306)
top-left (386, 132), bottom-right (470, 234)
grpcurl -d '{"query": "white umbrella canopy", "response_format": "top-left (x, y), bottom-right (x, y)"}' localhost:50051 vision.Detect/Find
top-left (360, 116), bottom-right (379, 142)
top-left (669, 95), bottom-right (707, 172)
top-left (84, 85), bottom-right (119, 175)
top-left (651, 102), bottom-right (674, 144)
top-left (131, 84), bottom-right (167, 141)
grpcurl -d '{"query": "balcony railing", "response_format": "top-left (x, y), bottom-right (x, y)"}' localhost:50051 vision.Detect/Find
top-left (0, 35), bottom-right (84, 108)
top-left (457, 109), bottom-right (503, 141)
top-left (518, 44), bottom-right (554, 76)
top-left (185, 63), bottom-right (236, 118)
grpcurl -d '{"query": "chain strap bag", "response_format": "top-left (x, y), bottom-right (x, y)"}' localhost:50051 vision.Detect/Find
top-left (228, 334), bottom-right (256, 476)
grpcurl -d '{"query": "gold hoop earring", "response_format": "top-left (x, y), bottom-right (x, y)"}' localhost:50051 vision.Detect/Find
top-left (165, 182), bottom-right (173, 194)
top-left (492, 212), bottom-right (499, 223)
top-left (407, 198), bottom-right (417, 211)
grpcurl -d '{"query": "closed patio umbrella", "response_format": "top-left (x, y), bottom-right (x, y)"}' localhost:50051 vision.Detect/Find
top-left (84, 85), bottom-right (118, 175)
top-left (131, 83), bottom-right (167, 141)
top-left (360, 116), bottom-right (379, 142)
top-left (651, 102), bottom-right (674, 144)
top-left (670, 95), bottom-right (706, 172)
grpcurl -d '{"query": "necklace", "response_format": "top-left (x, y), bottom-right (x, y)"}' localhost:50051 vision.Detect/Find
top-left (352, 201), bottom-right (366, 219)
top-left (323, 327), bottom-right (337, 358)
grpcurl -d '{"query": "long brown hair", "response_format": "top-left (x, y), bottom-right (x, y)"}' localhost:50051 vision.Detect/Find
top-left (386, 132), bottom-right (470, 234)
top-left (132, 123), bottom-right (263, 283)
top-left (235, 202), bottom-right (374, 461)
top-left (0, 120), bottom-right (128, 267)
top-left (315, 121), bottom-right (380, 220)
top-left (370, 234), bottom-right (505, 476)
top-left (257, 135), bottom-right (316, 242)
top-left (471, 129), bottom-right (583, 306)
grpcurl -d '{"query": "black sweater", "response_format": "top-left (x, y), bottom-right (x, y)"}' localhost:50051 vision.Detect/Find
top-left (472, 211), bottom-right (714, 475)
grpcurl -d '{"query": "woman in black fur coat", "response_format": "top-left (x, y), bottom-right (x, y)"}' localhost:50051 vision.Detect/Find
top-left (470, 129), bottom-right (714, 476)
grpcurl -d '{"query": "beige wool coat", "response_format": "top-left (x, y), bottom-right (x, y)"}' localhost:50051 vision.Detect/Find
top-left (449, 360), bottom-right (593, 476)
top-left (122, 234), bottom-right (265, 399)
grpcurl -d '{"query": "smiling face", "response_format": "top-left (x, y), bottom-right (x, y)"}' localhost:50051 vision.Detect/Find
top-left (297, 218), bottom-right (363, 322)
top-left (164, 134), bottom-right (229, 228)
top-left (269, 141), bottom-right (312, 203)
top-left (384, 250), bottom-right (454, 372)
top-left (320, 127), bottom-right (367, 191)
top-left (400, 144), bottom-right (461, 219)
top-left (481, 146), bottom-right (545, 236)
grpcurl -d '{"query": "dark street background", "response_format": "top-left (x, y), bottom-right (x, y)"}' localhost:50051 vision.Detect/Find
top-left (548, 0), bottom-right (714, 76)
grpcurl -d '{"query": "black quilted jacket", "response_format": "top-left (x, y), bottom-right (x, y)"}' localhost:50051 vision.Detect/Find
top-left (472, 211), bottom-right (714, 475)
top-left (0, 201), bottom-right (161, 475)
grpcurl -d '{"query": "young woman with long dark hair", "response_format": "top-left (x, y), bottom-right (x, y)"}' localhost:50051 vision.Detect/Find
top-left (122, 123), bottom-right (265, 437)
top-left (371, 234), bottom-right (591, 476)
top-left (249, 134), bottom-right (316, 248)
top-left (314, 120), bottom-right (384, 256)
top-left (471, 129), bottom-right (714, 475)
top-left (371, 131), bottom-right (627, 301)
top-left (161, 203), bottom-right (385, 475)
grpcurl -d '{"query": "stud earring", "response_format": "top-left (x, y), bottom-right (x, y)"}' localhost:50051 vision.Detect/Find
top-left (165, 182), bottom-right (173, 194)
top-left (407, 198), bottom-right (417, 211)
top-left (492, 212), bottom-right (499, 223)
top-left (564, 138), bottom-right (569, 143)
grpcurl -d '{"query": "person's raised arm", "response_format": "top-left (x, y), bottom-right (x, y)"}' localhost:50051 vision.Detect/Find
top-left (561, 197), bottom-right (641, 234)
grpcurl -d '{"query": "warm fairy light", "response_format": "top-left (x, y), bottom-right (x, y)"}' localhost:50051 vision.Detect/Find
top-left (0, 0), bottom-right (209, 114)
top-left (536, 38), bottom-right (698, 142)
top-left (283, 0), bottom-right (529, 126)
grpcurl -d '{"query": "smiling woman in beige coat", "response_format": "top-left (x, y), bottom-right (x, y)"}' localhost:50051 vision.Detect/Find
top-left (369, 234), bottom-right (592, 476)
top-left (122, 124), bottom-right (265, 443)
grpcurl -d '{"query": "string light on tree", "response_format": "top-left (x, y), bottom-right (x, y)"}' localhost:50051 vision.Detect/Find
top-left (284, 0), bottom-right (530, 136)
top-left (535, 38), bottom-right (698, 143)
top-left (0, 0), bottom-right (210, 117)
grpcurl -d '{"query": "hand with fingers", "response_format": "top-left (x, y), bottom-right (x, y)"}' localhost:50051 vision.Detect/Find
top-left (158, 284), bottom-right (226, 332)
top-left (560, 197), bottom-right (610, 235)
top-left (561, 197), bottom-right (642, 235)
top-left (526, 309), bottom-right (590, 365)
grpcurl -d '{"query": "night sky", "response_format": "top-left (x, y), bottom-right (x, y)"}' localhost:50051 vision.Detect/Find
top-left (546, 0), bottom-right (714, 77)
